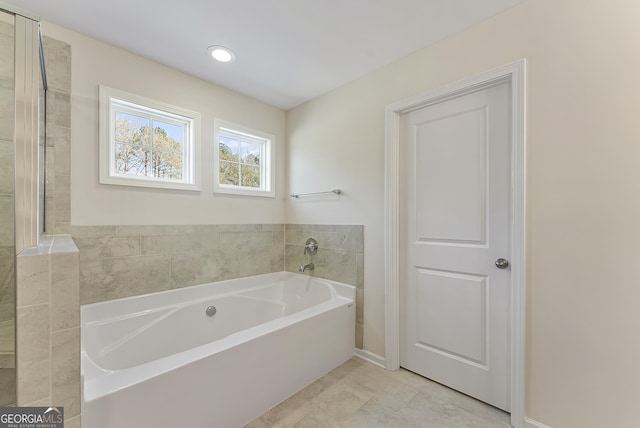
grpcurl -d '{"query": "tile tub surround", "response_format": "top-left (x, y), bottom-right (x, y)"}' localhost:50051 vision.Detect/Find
top-left (15, 236), bottom-right (80, 423)
top-left (72, 224), bottom-right (285, 305)
top-left (74, 223), bottom-right (365, 348)
top-left (285, 224), bottom-right (364, 349)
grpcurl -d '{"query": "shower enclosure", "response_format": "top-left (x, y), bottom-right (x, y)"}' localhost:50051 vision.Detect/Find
top-left (0, 3), bottom-right (47, 406)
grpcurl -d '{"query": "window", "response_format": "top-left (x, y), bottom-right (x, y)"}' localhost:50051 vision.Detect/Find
top-left (99, 86), bottom-right (201, 190)
top-left (213, 119), bottom-right (275, 197)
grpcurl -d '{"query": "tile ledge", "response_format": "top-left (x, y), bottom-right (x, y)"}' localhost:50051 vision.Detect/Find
top-left (17, 235), bottom-right (78, 257)
top-left (49, 235), bottom-right (78, 254)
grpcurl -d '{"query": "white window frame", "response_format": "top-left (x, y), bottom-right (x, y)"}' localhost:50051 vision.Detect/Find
top-left (213, 118), bottom-right (275, 197)
top-left (99, 85), bottom-right (201, 191)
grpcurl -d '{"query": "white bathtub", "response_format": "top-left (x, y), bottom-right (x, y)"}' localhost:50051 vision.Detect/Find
top-left (81, 272), bottom-right (355, 428)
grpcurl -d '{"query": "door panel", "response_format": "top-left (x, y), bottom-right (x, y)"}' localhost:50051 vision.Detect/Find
top-left (415, 107), bottom-right (487, 244)
top-left (400, 81), bottom-right (511, 411)
top-left (415, 269), bottom-right (487, 365)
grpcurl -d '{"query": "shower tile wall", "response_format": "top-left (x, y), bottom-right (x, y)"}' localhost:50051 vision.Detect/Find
top-left (43, 36), bottom-right (72, 235)
top-left (10, 34), bottom-right (78, 425)
top-left (0, 17), bottom-right (15, 407)
top-left (72, 224), bottom-right (285, 304)
top-left (15, 236), bottom-right (80, 426)
top-left (284, 224), bottom-right (364, 349)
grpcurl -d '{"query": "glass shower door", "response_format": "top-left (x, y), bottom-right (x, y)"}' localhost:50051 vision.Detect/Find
top-left (0, 8), bottom-right (15, 407)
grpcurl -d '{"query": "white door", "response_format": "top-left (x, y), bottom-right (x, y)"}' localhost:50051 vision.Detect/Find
top-left (399, 81), bottom-right (511, 411)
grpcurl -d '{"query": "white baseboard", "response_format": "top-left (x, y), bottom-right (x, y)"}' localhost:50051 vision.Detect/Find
top-left (353, 348), bottom-right (386, 368)
top-left (525, 417), bottom-right (552, 428)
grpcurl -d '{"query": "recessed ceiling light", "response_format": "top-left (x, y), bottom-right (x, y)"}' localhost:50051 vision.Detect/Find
top-left (207, 45), bottom-right (236, 63)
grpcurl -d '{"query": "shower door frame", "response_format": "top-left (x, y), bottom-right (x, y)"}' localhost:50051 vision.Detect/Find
top-left (13, 10), bottom-right (42, 253)
top-left (0, 1), bottom-right (46, 408)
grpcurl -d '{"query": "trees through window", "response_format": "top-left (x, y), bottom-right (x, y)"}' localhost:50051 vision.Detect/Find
top-left (114, 112), bottom-right (184, 179)
top-left (214, 120), bottom-right (275, 197)
top-left (99, 86), bottom-right (200, 191)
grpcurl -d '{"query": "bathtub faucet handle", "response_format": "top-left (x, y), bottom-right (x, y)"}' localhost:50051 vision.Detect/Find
top-left (304, 238), bottom-right (318, 255)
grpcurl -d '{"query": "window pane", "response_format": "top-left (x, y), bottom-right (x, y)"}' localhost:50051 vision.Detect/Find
top-left (220, 161), bottom-right (239, 185)
top-left (241, 165), bottom-right (261, 188)
top-left (115, 112), bottom-right (150, 146)
top-left (153, 120), bottom-right (183, 152)
top-left (115, 143), bottom-right (150, 176)
top-left (213, 120), bottom-right (273, 196)
top-left (219, 136), bottom-right (240, 162)
top-left (153, 150), bottom-right (183, 180)
top-left (114, 143), bottom-right (133, 174)
top-left (102, 86), bottom-right (200, 190)
top-left (241, 142), bottom-right (261, 166)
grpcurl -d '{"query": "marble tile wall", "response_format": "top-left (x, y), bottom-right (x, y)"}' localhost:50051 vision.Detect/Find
top-left (0, 17), bottom-right (15, 408)
top-left (72, 224), bottom-right (285, 305)
top-left (284, 224), bottom-right (364, 349)
top-left (15, 236), bottom-right (80, 426)
top-left (43, 36), bottom-right (72, 235)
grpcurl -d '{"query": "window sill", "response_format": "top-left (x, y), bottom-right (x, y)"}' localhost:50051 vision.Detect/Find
top-left (100, 175), bottom-right (201, 191)
top-left (213, 185), bottom-right (274, 198)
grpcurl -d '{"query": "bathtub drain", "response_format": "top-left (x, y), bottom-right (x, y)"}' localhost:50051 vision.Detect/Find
top-left (205, 306), bottom-right (217, 317)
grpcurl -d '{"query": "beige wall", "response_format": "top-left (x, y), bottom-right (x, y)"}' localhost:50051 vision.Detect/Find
top-left (41, 22), bottom-right (287, 226)
top-left (286, 0), bottom-right (640, 426)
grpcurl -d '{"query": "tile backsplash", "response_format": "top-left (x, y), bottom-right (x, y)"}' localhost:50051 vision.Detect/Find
top-left (72, 224), bottom-right (285, 305)
top-left (284, 224), bottom-right (364, 348)
top-left (72, 223), bottom-right (364, 349)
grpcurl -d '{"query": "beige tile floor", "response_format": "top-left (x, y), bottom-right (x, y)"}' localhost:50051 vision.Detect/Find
top-left (245, 357), bottom-right (511, 428)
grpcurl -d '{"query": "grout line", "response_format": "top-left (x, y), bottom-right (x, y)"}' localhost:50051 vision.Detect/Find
top-left (50, 325), bottom-right (80, 335)
top-left (396, 388), bottom-right (420, 413)
top-left (15, 301), bottom-right (49, 311)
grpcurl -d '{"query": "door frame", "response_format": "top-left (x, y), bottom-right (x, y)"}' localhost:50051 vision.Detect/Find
top-left (384, 59), bottom-right (526, 428)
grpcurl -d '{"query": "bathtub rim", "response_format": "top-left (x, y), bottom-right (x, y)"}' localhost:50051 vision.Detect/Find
top-left (81, 272), bottom-right (356, 402)
top-left (82, 271), bottom-right (352, 321)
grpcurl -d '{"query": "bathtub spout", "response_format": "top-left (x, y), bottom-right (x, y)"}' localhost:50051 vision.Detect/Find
top-left (299, 262), bottom-right (314, 272)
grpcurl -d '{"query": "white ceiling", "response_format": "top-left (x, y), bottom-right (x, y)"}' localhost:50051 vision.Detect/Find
top-left (5, 0), bottom-right (524, 110)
